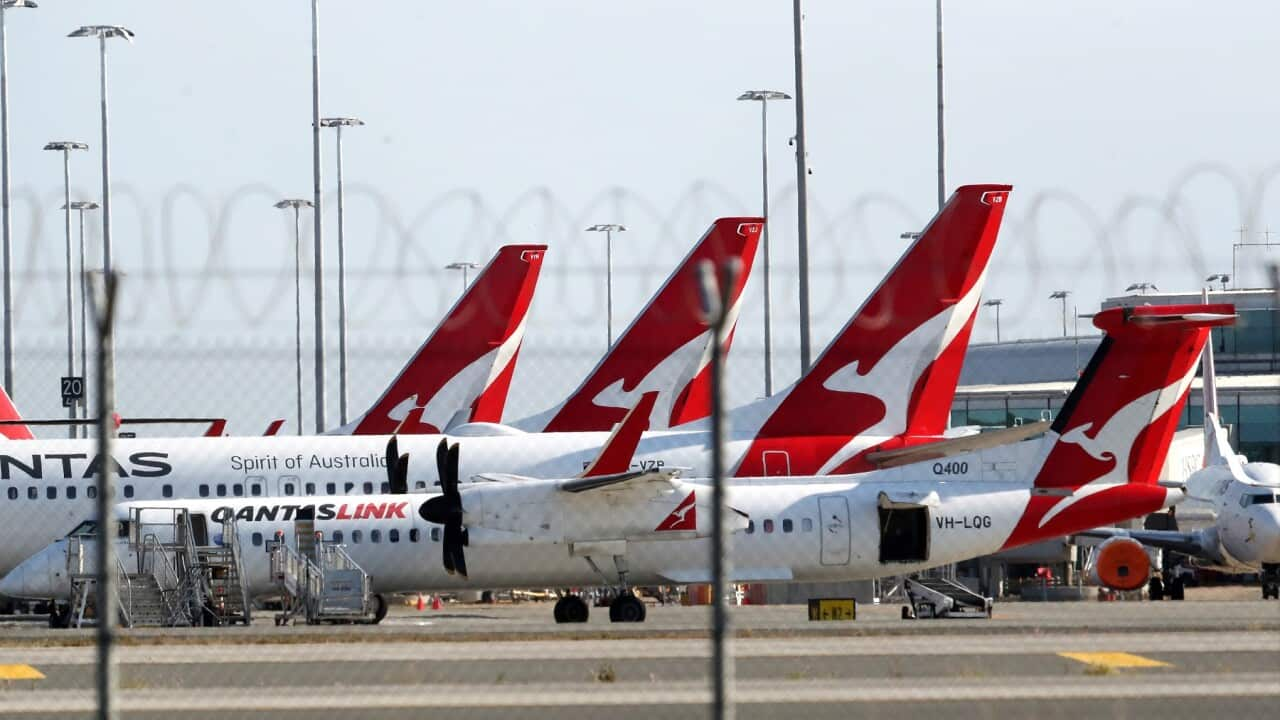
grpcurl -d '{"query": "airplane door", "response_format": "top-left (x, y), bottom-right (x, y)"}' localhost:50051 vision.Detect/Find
top-left (818, 496), bottom-right (851, 566)
top-left (762, 451), bottom-right (791, 477)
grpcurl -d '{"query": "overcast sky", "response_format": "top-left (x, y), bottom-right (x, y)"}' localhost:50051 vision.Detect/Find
top-left (5, 1), bottom-right (1278, 415)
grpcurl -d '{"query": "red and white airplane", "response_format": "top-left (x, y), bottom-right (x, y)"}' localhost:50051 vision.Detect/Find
top-left (0, 184), bottom-right (1007, 581)
top-left (2, 303), bottom-right (1233, 623)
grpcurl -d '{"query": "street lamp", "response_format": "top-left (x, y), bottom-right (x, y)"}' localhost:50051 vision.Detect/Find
top-left (983, 298), bottom-right (1003, 343)
top-left (69, 23), bottom-right (133, 414)
top-left (319, 116), bottom-right (364, 426)
top-left (44, 140), bottom-right (88, 436)
top-left (307, 0), bottom-right (326, 433)
top-left (444, 261), bottom-right (479, 298)
top-left (1049, 290), bottom-right (1070, 338)
top-left (1205, 274), bottom-right (1230, 291)
top-left (1, 0), bottom-right (37, 397)
top-left (738, 89), bottom-right (790, 397)
top-left (586, 224), bottom-right (626, 348)
top-left (65, 200), bottom-right (97, 422)
top-left (792, 0), bottom-right (813, 374)
top-left (275, 198), bottom-right (314, 436)
top-left (1125, 282), bottom-right (1158, 295)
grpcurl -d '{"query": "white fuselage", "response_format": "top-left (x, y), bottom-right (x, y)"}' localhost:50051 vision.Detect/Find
top-left (1181, 463), bottom-right (1280, 572)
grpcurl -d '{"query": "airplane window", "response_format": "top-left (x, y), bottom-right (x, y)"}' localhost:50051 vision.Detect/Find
top-left (371, 530), bottom-right (381, 543)
top-left (46, 486), bottom-right (57, 500)
top-left (763, 519), bottom-right (774, 534)
top-left (6, 487), bottom-right (15, 500)
top-left (1251, 493), bottom-right (1278, 505)
top-left (123, 485), bottom-right (134, 499)
top-left (326, 483), bottom-right (336, 495)
top-left (746, 520), bottom-right (755, 534)
top-left (351, 530), bottom-right (362, 544)
top-left (380, 482), bottom-right (390, 494)
top-left (250, 483), bottom-right (262, 497)
top-left (27, 487), bottom-right (36, 500)
top-left (305, 483), bottom-right (316, 495)
top-left (66, 520), bottom-right (96, 536)
top-left (409, 528), bottom-right (420, 543)
top-left (199, 484), bottom-right (209, 498)
top-left (216, 484), bottom-right (227, 497)
top-left (87, 486), bottom-right (97, 499)
top-left (344, 482), bottom-right (354, 494)
top-left (332, 530), bottom-right (343, 544)
top-left (251, 532), bottom-right (263, 547)
top-left (802, 518), bottom-right (813, 532)
top-left (430, 528), bottom-right (440, 542)
top-left (782, 519), bottom-right (793, 533)
top-left (162, 484), bottom-right (173, 499)
top-left (1240, 495), bottom-right (1250, 508)
top-left (389, 529), bottom-right (400, 543)
top-left (66, 486), bottom-right (76, 500)
top-left (363, 482), bottom-right (374, 494)
top-left (232, 484), bottom-right (244, 497)
top-left (284, 483), bottom-right (295, 496)
top-left (414, 481), bottom-right (426, 490)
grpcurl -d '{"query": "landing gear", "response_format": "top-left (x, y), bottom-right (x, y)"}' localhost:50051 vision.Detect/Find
top-left (608, 593), bottom-right (646, 623)
top-left (1148, 576), bottom-right (1165, 601)
top-left (47, 602), bottom-right (71, 629)
top-left (1168, 576), bottom-right (1185, 601)
top-left (553, 595), bottom-right (590, 623)
top-left (1263, 583), bottom-right (1279, 600)
top-left (1262, 564), bottom-right (1279, 600)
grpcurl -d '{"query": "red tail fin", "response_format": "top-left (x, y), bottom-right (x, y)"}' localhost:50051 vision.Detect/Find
top-left (579, 391), bottom-right (658, 478)
top-left (1003, 304), bottom-right (1235, 547)
top-left (734, 185), bottom-right (1011, 476)
top-left (343, 245), bottom-right (546, 435)
top-left (203, 419), bottom-right (228, 437)
top-left (540, 218), bottom-right (762, 432)
top-left (0, 385), bottom-right (33, 440)
top-left (262, 419), bottom-right (286, 436)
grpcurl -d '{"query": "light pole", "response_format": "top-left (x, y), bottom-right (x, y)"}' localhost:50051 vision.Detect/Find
top-left (69, 24), bottom-right (132, 415)
top-left (308, 0), bottom-right (327, 434)
top-left (983, 298), bottom-right (1003, 343)
top-left (935, 0), bottom-right (946, 210)
top-left (586, 224), bottom-right (626, 348)
top-left (276, 198), bottom-right (313, 436)
top-left (1049, 290), bottom-right (1069, 338)
top-left (43, 140), bottom-right (88, 437)
top-left (1125, 282), bottom-right (1158, 296)
top-left (738, 90), bottom-right (790, 397)
top-left (319, 116), bottom-right (364, 426)
top-left (792, 0), bottom-right (813, 373)
top-left (66, 200), bottom-right (97, 428)
top-left (444, 261), bottom-right (478, 298)
top-left (1, 0), bottom-right (37, 397)
top-left (1206, 273), bottom-right (1230, 292)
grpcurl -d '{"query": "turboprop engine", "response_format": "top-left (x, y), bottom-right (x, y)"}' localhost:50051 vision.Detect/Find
top-left (1087, 536), bottom-right (1153, 591)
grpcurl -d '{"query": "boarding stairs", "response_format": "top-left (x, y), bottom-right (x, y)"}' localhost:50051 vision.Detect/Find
top-left (902, 575), bottom-right (993, 619)
top-left (269, 517), bottom-right (379, 625)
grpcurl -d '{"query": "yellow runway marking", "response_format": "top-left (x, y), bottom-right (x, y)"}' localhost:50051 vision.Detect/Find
top-left (1058, 652), bottom-right (1171, 668)
top-left (0, 664), bottom-right (45, 680)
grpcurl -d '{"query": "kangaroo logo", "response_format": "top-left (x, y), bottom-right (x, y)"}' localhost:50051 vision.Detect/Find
top-left (655, 491), bottom-right (697, 532)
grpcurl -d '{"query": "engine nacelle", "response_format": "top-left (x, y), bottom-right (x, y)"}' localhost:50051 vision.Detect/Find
top-left (1087, 536), bottom-right (1151, 591)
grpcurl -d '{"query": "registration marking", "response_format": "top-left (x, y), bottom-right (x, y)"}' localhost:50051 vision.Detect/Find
top-left (1058, 651), bottom-right (1171, 668)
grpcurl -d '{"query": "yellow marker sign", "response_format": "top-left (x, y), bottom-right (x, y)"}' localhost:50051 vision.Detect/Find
top-left (0, 664), bottom-right (45, 680)
top-left (1058, 652), bottom-right (1171, 669)
top-left (807, 597), bottom-right (856, 621)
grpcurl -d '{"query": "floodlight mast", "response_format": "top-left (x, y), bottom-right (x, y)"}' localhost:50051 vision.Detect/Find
top-left (586, 224), bottom-right (626, 348)
top-left (320, 116), bottom-right (364, 425)
top-left (1, 0), bottom-right (38, 396)
top-left (44, 140), bottom-right (89, 436)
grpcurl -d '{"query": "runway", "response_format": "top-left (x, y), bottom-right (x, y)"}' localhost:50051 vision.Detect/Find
top-left (0, 595), bottom-right (1277, 719)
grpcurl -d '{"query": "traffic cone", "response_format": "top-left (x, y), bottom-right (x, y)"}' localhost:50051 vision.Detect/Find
top-left (431, 594), bottom-right (443, 611)
top-left (416, 594), bottom-right (426, 611)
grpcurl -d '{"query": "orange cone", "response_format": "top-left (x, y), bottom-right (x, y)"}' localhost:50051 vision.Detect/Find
top-left (416, 594), bottom-right (426, 611)
top-left (431, 594), bottom-right (443, 611)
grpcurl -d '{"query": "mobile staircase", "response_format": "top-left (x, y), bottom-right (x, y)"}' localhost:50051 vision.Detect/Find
top-left (63, 509), bottom-right (251, 628)
top-left (268, 517), bottom-right (384, 625)
top-left (902, 575), bottom-right (993, 619)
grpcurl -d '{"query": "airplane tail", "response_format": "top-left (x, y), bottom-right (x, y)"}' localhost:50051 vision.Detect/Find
top-left (1199, 320), bottom-right (1244, 472)
top-left (339, 245), bottom-right (546, 435)
top-left (1004, 304), bottom-right (1235, 545)
top-left (733, 184), bottom-right (1012, 476)
top-left (537, 218), bottom-right (762, 432)
top-left (0, 385), bottom-right (33, 440)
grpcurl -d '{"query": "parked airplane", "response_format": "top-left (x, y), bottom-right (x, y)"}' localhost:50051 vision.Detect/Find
top-left (1077, 340), bottom-right (1280, 599)
top-left (0, 184), bottom-right (1012, 582)
top-left (2, 303), bottom-right (1232, 623)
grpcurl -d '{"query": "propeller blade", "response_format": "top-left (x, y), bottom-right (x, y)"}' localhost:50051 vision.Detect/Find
top-left (435, 438), bottom-right (450, 490)
top-left (446, 442), bottom-right (461, 495)
top-left (390, 454), bottom-right (409, 494)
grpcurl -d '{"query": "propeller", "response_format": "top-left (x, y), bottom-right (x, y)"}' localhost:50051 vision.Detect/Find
top-left (385, 436), bottom-right (409, 495)
top-left (419, 438), bottom-right (468, 577)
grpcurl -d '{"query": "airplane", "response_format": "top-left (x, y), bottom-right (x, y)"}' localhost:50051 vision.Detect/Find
top-left (1, 302), bottom-right (1233, 623)
top-left (1076, 338), bottom-right (1280, 600)
top-left (0, 184), bottom-right (1012, 582)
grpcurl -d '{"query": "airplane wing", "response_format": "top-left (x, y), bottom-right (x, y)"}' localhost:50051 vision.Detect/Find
top-left (559, 468), bottom-right (681, 493)
top-left (864, 421), bottom-right (1051, 469)
top-left (1074, 527), bottom-right (1206, 557)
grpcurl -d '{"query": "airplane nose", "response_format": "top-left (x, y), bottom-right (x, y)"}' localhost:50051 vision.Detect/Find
top-left (0, 564), bottom-right (28, 599)
top-left (1256, 507), bottom-right (1280, 563)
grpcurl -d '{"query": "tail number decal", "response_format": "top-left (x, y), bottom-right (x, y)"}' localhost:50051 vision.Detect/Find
top-left (935, 515), bottom-right (992, 530)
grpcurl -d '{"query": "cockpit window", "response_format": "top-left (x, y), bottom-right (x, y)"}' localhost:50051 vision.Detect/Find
top-left (1249, 492), bottom-right (1278, 505)
top-left (66, 520), bottom-right (96, 537)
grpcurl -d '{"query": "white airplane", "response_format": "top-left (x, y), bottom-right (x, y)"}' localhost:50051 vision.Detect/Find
top-left (0, 185), bottom-right (1009, 585)
top-left (1077, 339), bottom-right (1280, 600)
top-left (1, 302), bottom-right (1233, 623)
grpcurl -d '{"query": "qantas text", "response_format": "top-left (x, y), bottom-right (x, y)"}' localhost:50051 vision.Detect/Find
top-left (0, 452), bottom-right (171, 480)
top-left (209, 501), bottom-right (411, 524)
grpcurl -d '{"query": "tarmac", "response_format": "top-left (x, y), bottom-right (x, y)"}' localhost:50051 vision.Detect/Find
top-left (0, 588), bottom-right (1276, 719)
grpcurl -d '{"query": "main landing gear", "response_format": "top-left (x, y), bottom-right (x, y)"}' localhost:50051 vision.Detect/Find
top-left (554, 553), bottom-right (648, 623)
top-left (1262, 564), bottom-right (1279, 600)
top-left (553, 595), bottom-right (590, 623)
